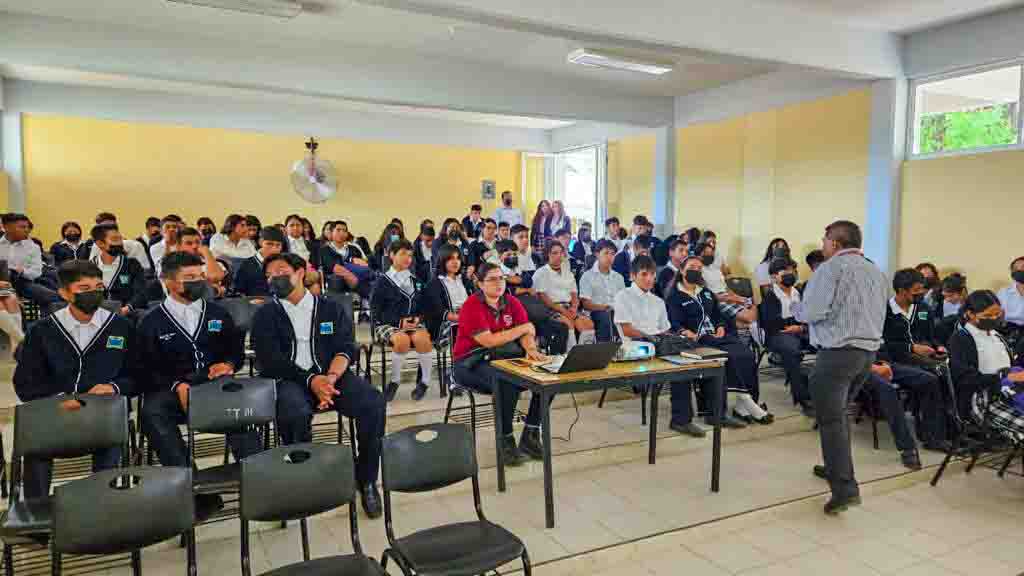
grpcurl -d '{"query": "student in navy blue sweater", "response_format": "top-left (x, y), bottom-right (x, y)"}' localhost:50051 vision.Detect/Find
top-left (232, 226), bottom-right (285, 298)
top-left (13, 261), bottom-right (137, 498)
top-left (252, 253), bottom-right (386, 518)
top-left (370, 239), bottom-right (435, 402)
top-left (612, 235), bottom-right (652, 287)
top-left (138, 251), bottom-right (252, 472)
top-left (90, 223), bottom-right (146, 316)
top-left (49, 221), bottom-right (89, 267)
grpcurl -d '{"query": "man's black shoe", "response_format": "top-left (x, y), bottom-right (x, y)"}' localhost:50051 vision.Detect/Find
top-left (384, 382), bottom-right (400, 403)
top-left (670, 421), bottom-right (707, 437)
top-left (824, 494), bottom-right (861, 516)
top-left (361, 483), bottom-right (382, 519)
top-left (501, 435), bottom-right (526, 467)
top-left (813, 465), bottom-right (829, 480)
top-left (519, 427), bottom-right (544, 460)
top-left (901, 450), bottom-right (923, 470)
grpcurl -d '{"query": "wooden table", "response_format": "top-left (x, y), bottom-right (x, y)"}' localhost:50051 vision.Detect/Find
top-left (490, 358), bottom-right (727, 528)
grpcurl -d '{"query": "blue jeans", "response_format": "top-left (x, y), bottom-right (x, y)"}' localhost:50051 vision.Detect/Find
top-left (590, 310), bottom-right (615, 343)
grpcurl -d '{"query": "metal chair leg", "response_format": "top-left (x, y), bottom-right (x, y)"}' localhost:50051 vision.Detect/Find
top-left (444, 393), bottom-right (455, 424)
top-left (51, 548), bottom-right (61, 576)
top-left (131, 550), bottom-right (142, 576)
top-left (640, 386), bottom-right (648, 426)
top-left (4, 543), bottom-right (13, 576)
top-left (998, 446), bottom-right (1019, 478)
top-left (597, 388), bottom-right (608, 409)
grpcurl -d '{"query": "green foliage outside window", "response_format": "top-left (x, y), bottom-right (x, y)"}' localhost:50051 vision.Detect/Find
top-left (918, 104), bottom-right (1018, 154)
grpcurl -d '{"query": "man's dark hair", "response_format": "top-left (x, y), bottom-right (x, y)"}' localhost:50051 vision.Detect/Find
top-left (388, 239), bottom-right (413, 256)
top-left (420, 226), bottom-right (436, 239)
top-left (769, 257), bottom-right (798, 276)
top-left (259, 226), bottom-right (286, 245)
top-left (595, 239), bottom-right (617, 254)
top-left (1, 213), bottom-right (28, 226)
top-left (244, 215), bottom-right (261, 228)
top-left (942, 273), bottom-right (966, 293)
top-left (145, 216), bottom-right (161, 229)
top-left (495, 239), bottom-right (517, 254)
top-left (179, 227), bottom-right (201, 240)
top-left (498, 221), bottom-right (510, 229)
top-left (475, 261), bottom-right (501, 282)
top-left (196, 217), bottom-right (215, 228)
top-left (510, 224), bottom-right (529, 236)
top-left (160, 251), bottom-right (204, 280)
top-left (630, 254), bottom-right (657, 276)
top-left (668, 239), bottom-right (686, 254)
top-left (482, 218), bottom-right (496, 227)
top-left (95, 212), bottom-right (117, 224)
top-left (825, 220), bottom-right (862, 250)
top-left (1010, 256), bottom-right (1024, 270)
top-left (162, 214), bottom-right (183, 225)
top-left (262, 252), bottom-right (306, 274)
top-left (470, 204), bottom-right (482, 212)
top-left (554, 228), bottom-right (571, 239)
top-left (893, 268), bottom-right (925, 293)
top-left (58, 261), bottom-right (103, 288)
top-left (632, 215), bottom-right (648, 226)
top-left (605, 217), bottom-right (620, 227)
top-left (90, 223), bottom-right (120, 243)
top-left (806, 250), bottom-right (826, 269)
top-left (221, 214), bottom-right (246, 235)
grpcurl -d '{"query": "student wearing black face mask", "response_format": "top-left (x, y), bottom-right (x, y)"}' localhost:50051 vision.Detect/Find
top-left (755, 238), bottom-right (791, 290)
top-left (493, 190), bottom-right (524, 228)
top-left (569, 224), bottom-right (594, 263)
top-left (50, 221), bottom-right (89, 266)
top-left (196, 217), bottom-right (216, 246)
top-left (915, 262), bottom-right (942, 312)
top-left (997, 256), bottom-right (1024, 343)
top-left (139, 252), bottom-right (250, 482)
top-left (14, 261), bottom-right (137, 499)
top-left (252, 253), bottom-right (386, 518)
top-left (90, 224), bottom-right (146, 316)
top-left (760, 258), bottom-right (813, 414)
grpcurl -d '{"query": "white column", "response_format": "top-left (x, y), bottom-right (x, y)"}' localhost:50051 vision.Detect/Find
top-left (652, 124), bottom-right (676, 237)
top-left (863, 78), bottom-right (907, 275)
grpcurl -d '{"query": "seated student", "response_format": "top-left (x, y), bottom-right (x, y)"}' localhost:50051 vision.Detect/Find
top-left (320, 222), bottom-right (370, 297)
top-left (89, 224), bottom-right (145, 316)
top-left (251, 253), bottom-right (386, 517)
top-left (423, 244), bottom-right (473, 346)
top-left (196, 217), bottom-right (216, 246)
top-left (798, 249), bottom-right (826, 294)
top-left (371, 239), bottom-right (434, 402)
top-left (694, 240), bottom-right (757, 326)
top-left (412, 225), bottom-right (435, 282)
top-left (612, 235), bottom-right (652, 288)
top-left (940, 273), bottom-right (967, 318)
top-left (949, 290), bottom-right (1024, 443)
top-left (915, 262), bottom-right (942, 312)
top-left (174, 227), bottom-right (229, 297)
top-left (881, 268), bottom-right (949, 450)
top-left (148, 215), bottom-right (183, 276)
top-left (604, 217), bottom-right (627, 253)
top-left (509, 224), bottom-right (538, 278)
top-left (50, 221), bottom-right (89, 266)
top-left (655, 239), bottom-right (686, 298)
top-left (679, 227), bottom-right (701, 256)
top-left (244, 215), bottom-right (262, 243)
top-left (462, 204), bottom-right (485, 240)
top-left (87, 212), bottom-right (152, 272)
top-left (371, 222), bottom-right (405, 272)
top-left (761, 257), bottom-right (813, 414)
top-left (755, 238), bottom-right (791, 290)
top-left (284, 214), bottom-right (313, 263)
top-left (614, 255), bottom-right (704, 437)
top-left (0, 213), bottom-right (61, 307)
top-left (13, 261), bottom-right (136, 499)
top-left (139, 252), bottom-right (254, 479)
top-left (233, 226), bottom-right (285, 299)
top-left (135, 217), bottom-right (162, 271)
top-left (666, 255), bottom-right (769, 426)
top-left (856, 360), bottom-right (924, 470)
top-left (568, 222), bottom-right (594, 263)
top-left (552, 228), bottom-right (584, 278)
top-left (497, 221), bottom-right (511, 242)
top-left (454, 262), bottom-right (548, 462)
top-left (469, 218), bottom-right (500, 271)
top-left (997, 256), bottom-right (1024, 342)
top-left (533, 240), bottom-right (595, 351)
top-left (210, 214), bottom-right (257, 262)
top-left (579, 239), bottom-right (625, 343)
top-left (432, 219), bottom-right (471, 276)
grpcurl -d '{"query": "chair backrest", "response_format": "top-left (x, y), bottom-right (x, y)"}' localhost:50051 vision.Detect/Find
top-left (382, 423), bottom-right (476, 493)
top-left (53, 467), bottom-right (193, 555)
top-left (188, 377), bottom-right (276, 434)
top-left (240, 443), bottom-right (355, 522)
top-left (219, 297), bottom-right (257, 333)
top-left (13, 395), bottom-right (128, 460)
top-left (727, 277), bottom-right (754, 299)
top-left (325, 292), bottom-right (354, 324)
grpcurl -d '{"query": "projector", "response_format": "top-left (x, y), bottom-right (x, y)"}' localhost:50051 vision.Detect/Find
top-left (614, 341), bottom-right (655, 362)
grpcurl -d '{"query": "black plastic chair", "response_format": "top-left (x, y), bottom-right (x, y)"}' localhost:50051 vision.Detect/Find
top-left (51, 466), bottom-right (195, 576)
top-left (1, 395), bottom-right (130, 576)
top-left (726, 277), bottom-right (754, 299)
top-left (380, 423), bottom-right (530, 576)
top-left (239, 443), bottom-right (386, 576)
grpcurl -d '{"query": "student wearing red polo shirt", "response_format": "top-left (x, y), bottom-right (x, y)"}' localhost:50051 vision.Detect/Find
top-left (453, 262), bottom-right (548, 465)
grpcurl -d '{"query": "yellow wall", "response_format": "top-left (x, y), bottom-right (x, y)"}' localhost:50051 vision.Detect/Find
top-left (607, 134), bottom-right (656, 223)
top-left (0, 171), bottom-right (8, 212)
top-left (523, 155), bottom-right (546, 223)
top-left (901, 149), bottom-right (1024, 292)
top-left (675, 89), bottom-right (871, 278)
top-left (22, 114), bottom-right (521, 244)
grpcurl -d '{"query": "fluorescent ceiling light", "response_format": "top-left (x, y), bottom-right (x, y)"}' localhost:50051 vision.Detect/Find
top-left (166, 0), bottom-right (303, 18)
top-left (568, 48), bottom-right (673, 76)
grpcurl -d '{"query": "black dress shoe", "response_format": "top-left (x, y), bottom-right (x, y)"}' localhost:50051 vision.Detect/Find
top-left (812, 465), bottom-right (829, 480)
top-left (500, 435), bottom-right (526, 467)
top-left (718, 414), bottom-right (748, 429)
top-left (799, 401), bottom-right (817, 418)
top-left (824, 494), bottom-right (862, 516)
top-left (901, 449), bottom-right (923, 470)
top-left (384, 382), bottom-right (400, 402)
top-left (194, 494), bottom-right (225, 522)
top-left (519, 427), bottom-right (544, 460)
top-left (731, 409), bottom-right (754, 424)
top-left (410, 382), bottom-right (428, 401)
top-left (670, 421), bottom-right (707, 438)
top-left (361, 483), bottom-right (382, 519)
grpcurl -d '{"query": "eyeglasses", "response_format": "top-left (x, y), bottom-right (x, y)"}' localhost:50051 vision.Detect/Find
top-left (482, 277), bottom-right (506, 285)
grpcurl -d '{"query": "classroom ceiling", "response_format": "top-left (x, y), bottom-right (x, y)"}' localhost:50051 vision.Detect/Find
top-left (761, 0), bottom-right (1023, 33)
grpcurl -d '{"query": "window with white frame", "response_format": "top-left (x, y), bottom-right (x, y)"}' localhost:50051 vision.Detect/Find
top-left (911, 63), bottom-right (1022, 156)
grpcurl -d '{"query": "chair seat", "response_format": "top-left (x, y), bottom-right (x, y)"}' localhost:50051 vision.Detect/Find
top-left (392, 520), bottom-right (524, 576)
top-left (194, 462), bottom-right (241, 493)
top-left (0, 496), bottom-right (52, 540)
top-left (262, 554), bottom-right (385, 576)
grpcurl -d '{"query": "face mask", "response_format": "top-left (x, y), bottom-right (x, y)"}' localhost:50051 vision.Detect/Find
top-left (781, 274), bottom-right (797, 288)
top-left (72, 290), bottom-right (104, 314)
top-left (911, 293), bottom-right (925, 305)
top-left (180, 280), bottom-right (206, 302)
top-left (684, 270), bottom-right (704, 285)
top-left (772, 246), bottom-right (790, 259)
top-left (580, 232), bottom-right (591, 243)
top-left (389, 234), bottom-right (400, 244)
top-left (65, 234), bottom-right (81, 244)
top-left (503, 255), bottom-right (519, 270)
top-left (107, 244), bottom-right (126, 257)
top-left (700, 255), bottom-right (714, 266)
top-left (1012, 271), bottom-right (1024, 284)
top-left (977, 317), bottom-right (1002, 332)
top-left (503, 198), bottom-right (512, 207)
top-left (269, 276), bottom-right (294, 299)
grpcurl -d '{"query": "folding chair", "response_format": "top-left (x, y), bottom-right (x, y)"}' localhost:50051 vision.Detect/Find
top-left (239, 444), bottom-right (386, 576)
top-left (51, 467), bottom-right (194, 576)
top-left (381, 424), bottom-right (530, 576)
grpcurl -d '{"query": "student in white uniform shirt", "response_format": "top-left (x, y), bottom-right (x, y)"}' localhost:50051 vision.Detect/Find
top-left (532, 241), bottom-right (594, 352)
top-left (997, 256), bottom-right (1024, 340)
top-left (754, 238), bottom-right (792, 290)
top-left (285, 214), bottom-right (312, 261)
top-left (579, 239), bottom-right (625, 342)
top-left (209, 214), bottom-right (257, 261)
top-left (87, 212), bottom-right (153, 272)
top-left (493, 190), bottom-right (524, 228)
top-left (148, 216), bottom-right (184, 278)
top-left (603, 217), bottom-right (628, 253)
top-left (0, 213), bottom-right (62, 308)
top-left (614, 255), bottom-right (706, 438)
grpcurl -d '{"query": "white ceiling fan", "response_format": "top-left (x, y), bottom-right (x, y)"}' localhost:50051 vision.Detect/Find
top-left (290, 137), bottom-right (338, 204)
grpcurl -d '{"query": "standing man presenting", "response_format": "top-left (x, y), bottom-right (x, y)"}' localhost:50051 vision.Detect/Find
top-left (493, 190), bottom-right (524, 228)
top-left (792, 220), bottom-right (886, 516)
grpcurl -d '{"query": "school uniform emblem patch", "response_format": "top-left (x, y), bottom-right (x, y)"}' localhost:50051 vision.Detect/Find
top-left (106, 335), bottom-right (125, 350)
top-left (208, 319), bottom-right (223, 333)
top-left (319, 322), bottom-right (335, 335)
top-left (119, 274), bottom-right (131, 285)
top-left (917, 311), bottom-right (929, 321)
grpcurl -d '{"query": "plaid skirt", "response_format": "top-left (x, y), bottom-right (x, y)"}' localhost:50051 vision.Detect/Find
top-left (375, 322), bottom-right (425, 344)
top-left (973, 391), bottom-right (1024, 443)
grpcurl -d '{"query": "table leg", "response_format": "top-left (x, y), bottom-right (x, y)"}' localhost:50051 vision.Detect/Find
top-left (541, 389), bottom-right (555, 528)
top-left (648, 380), bottom-right (661, 465)
top-left (711, 369), bottom-right (723, 493)
top-left (493, 372), bottom-right (506, 493)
